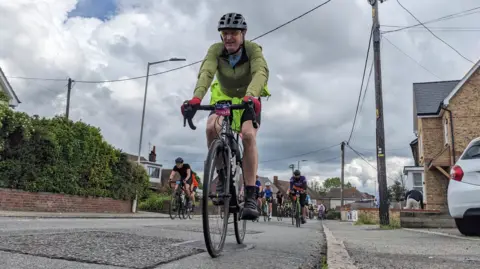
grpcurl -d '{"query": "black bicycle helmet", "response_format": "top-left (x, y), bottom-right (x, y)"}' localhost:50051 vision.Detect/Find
top-left (218, 13), bottom-right (247, 31)
top-left (175, 157), bottom-right (184, 163)
top-left (293, 170), bottom-right (301, 176)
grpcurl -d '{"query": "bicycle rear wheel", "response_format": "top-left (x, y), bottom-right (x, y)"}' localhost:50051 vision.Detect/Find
top-left (202, 139), bottom-right (231, 258)
top-left (277, 206), bottom-right (283, 221)
top-left (234, 165), bottom-right (247, 244)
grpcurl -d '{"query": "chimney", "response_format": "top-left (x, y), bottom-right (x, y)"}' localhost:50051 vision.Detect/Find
top-left (273, 176), bottom-right (278, 185)
top-left (148, 145), bottom-right (157, 162)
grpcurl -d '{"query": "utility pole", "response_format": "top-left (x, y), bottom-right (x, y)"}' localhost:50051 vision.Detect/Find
top-left (369, 0), bottom-right (389, 225)
top-left (66, 78), bottom-right (72, 119)
top-left (340, 141), bottom-right (345, 207)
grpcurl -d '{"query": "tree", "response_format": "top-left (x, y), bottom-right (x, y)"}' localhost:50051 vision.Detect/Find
top-left (308, 180), bottom-right (326, 195)
top-left (388, 180), bottom-right (407, 202)
top-left (322, 177), bottom-right (352, 191)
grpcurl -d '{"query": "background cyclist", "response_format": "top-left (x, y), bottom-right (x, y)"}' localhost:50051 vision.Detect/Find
top-left (286, 170), bottom-right (308, 224)
top-left (264, 182), bottom-right (273, 220)
top-left (255, 175), bottom-right (263, 215)
top-left (168, 157), bottom-right (193, 208)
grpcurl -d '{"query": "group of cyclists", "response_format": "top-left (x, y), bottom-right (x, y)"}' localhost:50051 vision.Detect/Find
top-left (168, 156), bottom-right (313, 224)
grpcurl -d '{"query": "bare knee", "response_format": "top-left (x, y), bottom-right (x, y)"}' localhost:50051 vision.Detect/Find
top-left (206, 115), bottom-right (222, 138)
top-left (241, 127), bottom-right (256, 147)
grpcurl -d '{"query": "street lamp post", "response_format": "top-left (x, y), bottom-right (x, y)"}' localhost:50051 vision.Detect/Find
top-left (133, 57), bottom-right (186, 213)
top-left (289, 164), bottom-right (295, 174)
top-left (297, 159), bottom-right (308, 170)
top-left (137, 57), bottom-right (186, 163)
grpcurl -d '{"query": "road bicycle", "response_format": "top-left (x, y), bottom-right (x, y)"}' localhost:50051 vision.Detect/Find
top-left (262, 198), bottom-right (271, 222)
top-left (169, 180), bottom-right (190, 219)
top-left (290, 190), bottom-right (302, 228)
top-left (277, 204), bottom-right (283, 221)
top-left (183, 99), bottom-right (258, 258)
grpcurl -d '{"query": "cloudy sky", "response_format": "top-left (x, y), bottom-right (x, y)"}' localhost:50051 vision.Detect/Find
top-left (1, 0), bottom-right (479, 195)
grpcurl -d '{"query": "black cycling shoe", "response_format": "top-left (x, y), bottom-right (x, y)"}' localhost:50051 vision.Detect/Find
top-left (240, 186), bottom-right (259, 220)
top-left (240, 197), bottom-right (259, 220)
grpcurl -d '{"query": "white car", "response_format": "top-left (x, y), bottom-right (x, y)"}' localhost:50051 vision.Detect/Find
top-left (448, 137), bottom-right (480, 236)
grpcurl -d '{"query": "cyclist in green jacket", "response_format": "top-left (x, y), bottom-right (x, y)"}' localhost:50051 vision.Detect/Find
top-left (181, 13), bottom-right (269, 220)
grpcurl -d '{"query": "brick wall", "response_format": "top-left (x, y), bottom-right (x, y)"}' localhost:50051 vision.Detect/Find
top-left (424, 161), bottom-right (449, 211)
top-left (448, 67), bottom-right (480, 162)
top-left (0, 188), bottom-right (132, 213)
top-left (420, 117), bottom-right (450, 165)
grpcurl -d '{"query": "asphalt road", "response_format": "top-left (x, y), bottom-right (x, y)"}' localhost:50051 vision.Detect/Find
top-left (0, 216), bottom-right (325, 269)
top-left (324, 220), bottom-right (480, 269)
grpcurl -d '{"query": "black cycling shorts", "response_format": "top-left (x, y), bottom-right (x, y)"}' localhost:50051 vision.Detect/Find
top-left (208, 98), bottom-right (262, 127)
top-left (179, 177), bottom-right (192, 186)
top-left (265, 197), bottom-right (273, 203)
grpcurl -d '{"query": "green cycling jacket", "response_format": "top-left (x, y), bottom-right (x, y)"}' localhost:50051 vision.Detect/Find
top-left (193, 40), bottom-right (269, 100)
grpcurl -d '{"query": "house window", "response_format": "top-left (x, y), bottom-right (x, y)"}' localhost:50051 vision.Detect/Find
top-left (412, 172), bottom-right (423, 193)
top-left (413, 173), bottom-right (422, 186)
top-left (444, 118), bottom-right (449, 145)
top-left (148, 166), bottom-right (160, 178)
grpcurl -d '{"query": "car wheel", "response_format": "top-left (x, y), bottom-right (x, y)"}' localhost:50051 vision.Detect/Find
top-left (455, 218), bottom-right (478, 236)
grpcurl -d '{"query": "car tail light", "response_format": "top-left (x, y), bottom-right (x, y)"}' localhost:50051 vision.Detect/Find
top-left (451, 165), bottom-right (464, 181)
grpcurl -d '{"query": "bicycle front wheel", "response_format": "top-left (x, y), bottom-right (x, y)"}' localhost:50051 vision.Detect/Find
top-left (169, 192), bottom-right (178, 220)
top-left (202, 139), bottom-right (231, 258)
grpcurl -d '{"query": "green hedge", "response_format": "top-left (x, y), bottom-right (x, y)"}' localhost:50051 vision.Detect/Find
top-left (0, 103), bottom-right (149, 200)
top-left (138, 192), bottom-right (170, 212)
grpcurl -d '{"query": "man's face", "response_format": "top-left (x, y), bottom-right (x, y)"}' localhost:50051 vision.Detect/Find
top-left (294, 175), bottom-right (300, 180)
top-left (175, 163), bottom-right (183, 168)
top-left (221, 29), bottom-right (244, 53)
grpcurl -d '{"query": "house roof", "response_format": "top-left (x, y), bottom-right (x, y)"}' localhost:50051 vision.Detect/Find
top-left (0, 67), bottom-right (21, 107)
top-left (413, 80), bottom-right (460, 116)
top-left (443, 58), bottom-right (480, 106)
top-left (125, 153), bottom-right (147, 162)
top-left (324, 187), bottom-right (373, 200)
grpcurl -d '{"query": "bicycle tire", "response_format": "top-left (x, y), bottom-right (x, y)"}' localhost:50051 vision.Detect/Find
top-left (234, 165), bottom-right (247, 244)
top-left (202, 139), bottom-right (231, 258)
top-left (277, 206), bottom-right (283, 221)
top-left (296, 200), bottom-right (301, 228)
top-left (169, 192), bottom-right (178, 220)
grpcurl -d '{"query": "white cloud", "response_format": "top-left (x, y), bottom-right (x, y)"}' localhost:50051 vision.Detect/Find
top-left (1, 0), bottom-right (478, 192)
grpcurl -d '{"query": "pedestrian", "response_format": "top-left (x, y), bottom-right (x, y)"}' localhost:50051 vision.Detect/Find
top-left (404, 189), bottom-right (424, 209)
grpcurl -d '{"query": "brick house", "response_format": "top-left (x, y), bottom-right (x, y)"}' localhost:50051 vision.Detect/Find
top-left (321, 187), bottom-right (375, 210)
top-left (408, 59), bottom-right (480, 210)
top-left (0, 67), bottom-right (21, 108)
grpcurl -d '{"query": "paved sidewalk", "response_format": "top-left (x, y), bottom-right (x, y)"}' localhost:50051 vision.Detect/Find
top-left (0, 210), bottom-right (171, 219)
top-left (323, 220), bottom-right (480, 269)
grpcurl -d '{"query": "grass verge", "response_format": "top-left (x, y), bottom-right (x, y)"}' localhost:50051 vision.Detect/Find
top-left (354, 212), bottom-right (401, 229)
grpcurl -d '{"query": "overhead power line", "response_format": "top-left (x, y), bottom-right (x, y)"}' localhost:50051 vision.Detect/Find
top-left (382, 35), bottom-right (441, 79)
top-left (345, 143), bottom-right (395, 182)
top-left (396, 0), bottom-right (474, 64)
top-left (382, 6), bottom-right (480, 34)
top-left (347, 24), bottom-right (373, 144)
top-left (6, 0), bottom-right (334, 84)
